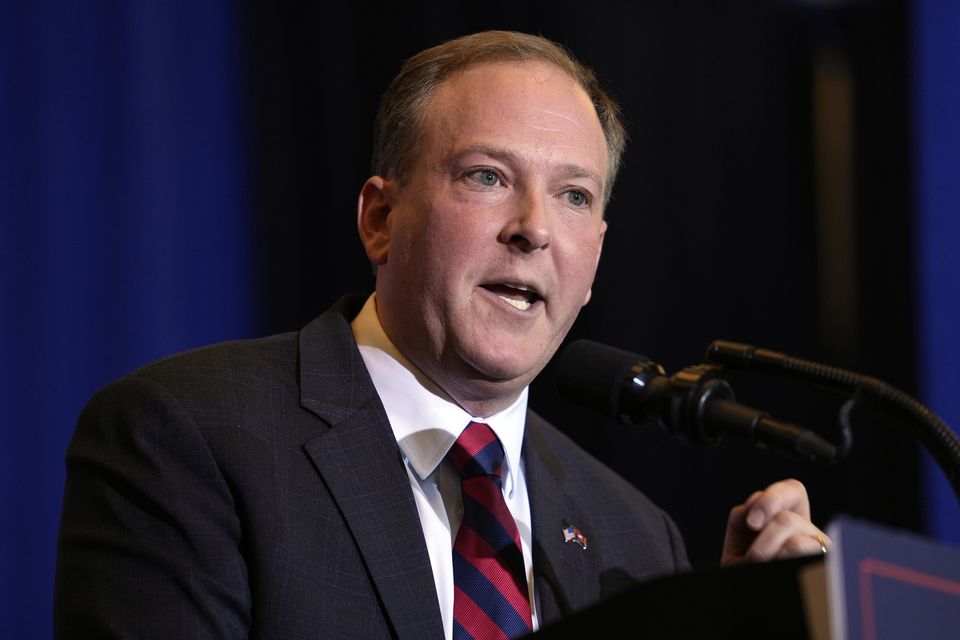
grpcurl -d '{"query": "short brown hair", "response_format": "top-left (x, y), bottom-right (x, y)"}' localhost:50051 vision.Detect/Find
top-left (371, 30), bottom-right (627, 205)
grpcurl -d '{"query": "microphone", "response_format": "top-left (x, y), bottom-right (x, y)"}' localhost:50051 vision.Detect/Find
top-left (554, 339), bottom-right (839, 463)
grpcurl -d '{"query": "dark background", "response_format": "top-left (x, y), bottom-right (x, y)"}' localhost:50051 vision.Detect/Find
top-left (8, 1), bottom-right (956, 637)
top-left (246, 0), bottom-right (916, 569)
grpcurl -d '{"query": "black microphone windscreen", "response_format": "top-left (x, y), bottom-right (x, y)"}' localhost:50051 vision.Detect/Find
top-left (554, 339), bottom-right (649, 419)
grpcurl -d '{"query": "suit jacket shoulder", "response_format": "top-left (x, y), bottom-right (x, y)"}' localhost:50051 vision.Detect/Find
top-left (55, 299), bottom-right (443, 640)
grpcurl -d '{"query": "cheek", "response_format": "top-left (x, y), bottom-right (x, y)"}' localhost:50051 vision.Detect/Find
top-left (422, 208), bottom-right (494, 273)
top-left (557, 231), bottom-right (603, 286)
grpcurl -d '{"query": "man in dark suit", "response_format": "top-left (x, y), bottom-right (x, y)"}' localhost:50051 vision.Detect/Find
top-left (54, 31), bottom-right (829, 639)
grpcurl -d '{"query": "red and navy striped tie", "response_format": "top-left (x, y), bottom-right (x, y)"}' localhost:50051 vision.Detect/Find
top-left (449, 421), bottom-right (532, 640)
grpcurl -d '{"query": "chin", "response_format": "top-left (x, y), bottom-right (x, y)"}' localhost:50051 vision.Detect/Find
top-left (461, 342), bottom-right (547, 384)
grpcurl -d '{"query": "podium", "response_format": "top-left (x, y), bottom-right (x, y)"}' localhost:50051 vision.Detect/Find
top-left (533, 517), bottom-right (960, 639)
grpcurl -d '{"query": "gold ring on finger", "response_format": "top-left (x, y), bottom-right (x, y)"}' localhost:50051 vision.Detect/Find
top-left (815, 534), bottom-right (827, 555)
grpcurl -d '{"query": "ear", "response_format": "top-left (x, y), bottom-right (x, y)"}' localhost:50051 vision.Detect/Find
top-left (357, 176), bottom-right (395, 265)
top-left (582, 219), bottom-right (607, 306)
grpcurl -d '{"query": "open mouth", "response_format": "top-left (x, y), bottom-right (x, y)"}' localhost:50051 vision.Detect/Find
top-left (481, 283), bottom-right (542, 311)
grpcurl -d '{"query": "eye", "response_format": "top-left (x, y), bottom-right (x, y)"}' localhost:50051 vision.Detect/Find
top-left (465, 168), bottom-right (502, 188)
top-left (563, 189), bottom-right (591, 208)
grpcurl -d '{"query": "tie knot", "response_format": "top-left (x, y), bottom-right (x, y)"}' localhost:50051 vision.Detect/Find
top-left (449, 422), bottom-right (505, 480)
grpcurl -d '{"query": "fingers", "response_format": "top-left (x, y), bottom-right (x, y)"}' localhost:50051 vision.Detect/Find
top-left (724, 491), bottom-right (762, 537)
top-left (721, 478), bottom-right (827, 566)
top-left (739, 508), bottom-right (831, 563)
top-left (741, 478), bottom-right (810, 532)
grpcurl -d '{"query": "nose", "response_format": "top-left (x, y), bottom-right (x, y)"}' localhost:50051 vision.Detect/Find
top-left (498, 190), bottom-right (551, 252)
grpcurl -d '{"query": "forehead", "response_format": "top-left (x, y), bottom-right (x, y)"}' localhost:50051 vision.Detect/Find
top-left (419, 61), bottom-right (608, 181)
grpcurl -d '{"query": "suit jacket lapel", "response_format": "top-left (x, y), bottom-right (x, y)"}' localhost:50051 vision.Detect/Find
top-left (524, 414), bottom-right (603, 627)
top-left (298, 303), bottom-right (444, 640)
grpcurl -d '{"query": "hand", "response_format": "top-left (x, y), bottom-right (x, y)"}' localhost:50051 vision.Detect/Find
top-left (720, 478), bottom-right (829, 566)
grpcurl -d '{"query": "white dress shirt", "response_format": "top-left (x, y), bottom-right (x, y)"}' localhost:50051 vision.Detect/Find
top-left (351, 294), bottom-right (538, 639)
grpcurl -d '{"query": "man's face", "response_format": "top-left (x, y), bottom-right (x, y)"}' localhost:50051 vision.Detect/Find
top-left (361, 60), bottom-right (608, 414)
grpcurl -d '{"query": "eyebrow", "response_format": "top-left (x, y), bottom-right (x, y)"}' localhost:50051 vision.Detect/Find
top-left (453, 144), bottom-right (604, 192)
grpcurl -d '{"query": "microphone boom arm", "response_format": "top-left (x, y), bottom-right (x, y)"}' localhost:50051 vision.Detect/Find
top-left (706, 340), bottom-right (960, 504)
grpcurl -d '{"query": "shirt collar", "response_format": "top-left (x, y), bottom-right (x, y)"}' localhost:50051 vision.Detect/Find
top-left (351, 294), bottom-right (528, 495)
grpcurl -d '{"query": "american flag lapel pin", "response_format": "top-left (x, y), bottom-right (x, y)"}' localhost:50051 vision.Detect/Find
top-left (563, 524), bottom-right (587, 550)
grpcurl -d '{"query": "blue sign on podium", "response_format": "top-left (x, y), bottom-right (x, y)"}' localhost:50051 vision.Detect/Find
top-left (821, 516), bottom-right (960, 640)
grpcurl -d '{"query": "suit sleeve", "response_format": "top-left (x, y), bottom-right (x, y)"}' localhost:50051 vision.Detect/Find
top-left (54, 375), bottom-right (251, 639)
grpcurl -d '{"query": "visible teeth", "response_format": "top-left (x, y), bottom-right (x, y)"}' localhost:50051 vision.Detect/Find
top-left (499, 295), bottom-right (532, 311)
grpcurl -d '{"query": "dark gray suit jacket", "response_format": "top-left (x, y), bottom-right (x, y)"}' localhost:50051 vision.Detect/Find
top-left (54, 297), bottom-right (689, 638)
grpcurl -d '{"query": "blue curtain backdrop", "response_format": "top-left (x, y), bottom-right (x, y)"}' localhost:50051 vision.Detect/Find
top-left (0, 2), bottom-right (253, 636)
top-left (914, 0), bottom-right (960, 545)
